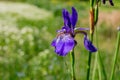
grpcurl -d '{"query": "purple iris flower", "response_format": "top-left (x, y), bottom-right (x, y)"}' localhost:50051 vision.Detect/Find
top-left (102, 0), bottom-right (114, 6)
top-left (51, 7), bottom-right (97, 56)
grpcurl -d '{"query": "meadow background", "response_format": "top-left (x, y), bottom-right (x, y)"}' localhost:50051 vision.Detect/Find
top-left (0, 0), bottom-right (120, 80)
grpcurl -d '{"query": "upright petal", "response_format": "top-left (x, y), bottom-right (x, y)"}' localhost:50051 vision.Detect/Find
top-left (84, 36), bottom-right (97, 52)
top-left (55, 34), bottom-right (75, 56)
top-left (62, 9), bottom-right (71, 27)
top-left (71, 7), bottom-right (78, 28)
top-left (62, 9), bottom-right (67, 25)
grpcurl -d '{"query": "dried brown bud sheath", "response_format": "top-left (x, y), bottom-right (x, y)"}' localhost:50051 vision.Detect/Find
top-left (90, 8), bottom-right (94, 34)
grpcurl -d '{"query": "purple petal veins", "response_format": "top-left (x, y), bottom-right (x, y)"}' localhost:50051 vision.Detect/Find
top-left (52, 34), bottom-right (75, 56)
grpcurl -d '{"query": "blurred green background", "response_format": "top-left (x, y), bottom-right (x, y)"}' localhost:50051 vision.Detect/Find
top-left (0, 0), bottom-right (120, 80)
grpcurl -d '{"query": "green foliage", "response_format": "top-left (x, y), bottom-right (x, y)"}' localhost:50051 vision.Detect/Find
top-left (0, 2), bottom-right (68, 80)
top-left (0, 24), bottom-right (70, 80)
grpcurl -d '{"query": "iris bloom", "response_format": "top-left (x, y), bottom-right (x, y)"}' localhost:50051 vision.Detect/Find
top-left (102, 0), bottom-right (114, 6)
top-left (51, 7), bottom-right (97, 56)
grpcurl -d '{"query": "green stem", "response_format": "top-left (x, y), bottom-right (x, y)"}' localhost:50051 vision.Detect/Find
top-left (90, 0), bottom-right (94, 8)
top-left (98, 54), bottom-right (102, 80)
top-left (87, 33), bottom-right (94, 80)
top-left (92, 51), bottom-right (103, 80)
top-left (70, 49), bottom-right (76, 80)
top-left (110, 29), bottom-right (120, 80)
top-left (92, 51), bottom-right (97, 80)
top-left (87, 0), bottom-right (95, 79)
top-left (92, 26), bottom-right (107, 80)
top-left (98, 51), bottom-right (107, 80)
top-left (92, 27), bottom-right (98, 80)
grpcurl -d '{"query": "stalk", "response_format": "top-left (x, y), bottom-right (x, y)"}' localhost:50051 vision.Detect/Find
top-left (92, 50), bottom-right (98, 80)
top-left (92, 26), bottom-right (107, 80)
top-left (110, 27), bottom-right (120, 80)
top-left (87, 33), bottom-right (94, 80)
top-left (86, 0), bottom-right (94, 80)
top-left (98, 50), bottom-right (107, 80)
top-left (70, 49), bottom-right (76, 80)
top-left (96, 27), bottom-right (107, 80)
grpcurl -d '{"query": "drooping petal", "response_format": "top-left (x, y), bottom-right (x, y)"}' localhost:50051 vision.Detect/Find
top-left (51, 38), bottom-right (56, 47)
top-left (63, 36), bottom-right (75, 54)
top-left (55, 37), bottom-right (64, 55)
top-left (84, 36), bottom-right (97, 52)
top-left (71, 7), bottom-right (78, 28)
top-left (109, 0), bottom-right (114, 6)
top-left (55, 34), bottom-right (75, 56)
top-left (62, 9), bottom-right (71, 27)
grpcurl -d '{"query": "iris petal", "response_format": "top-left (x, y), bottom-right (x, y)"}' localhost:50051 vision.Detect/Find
top-left (55, 34), bottom-right (75, 56)
top-left (55, 38), bottom-right (64, 55)
top-left (51, 39), bottom-right (56, 47)
top-left (63, 36), bottom-right (75, 54)
top-left (75, 27), bottom-right (89, 31)
top-left (62, 9), bottom-right (67, 26)
top-left (62, 26), bottom-right (71, 32)
top-left (84, 36), bottom-right (97, 52)
top-left (71, 7), bottom-right (78, 28)
top-left (62, 9), bottom-right (71, 27)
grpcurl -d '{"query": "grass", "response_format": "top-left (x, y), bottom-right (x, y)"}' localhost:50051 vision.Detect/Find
top-left (0, 0), bottom-right (120, 80)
